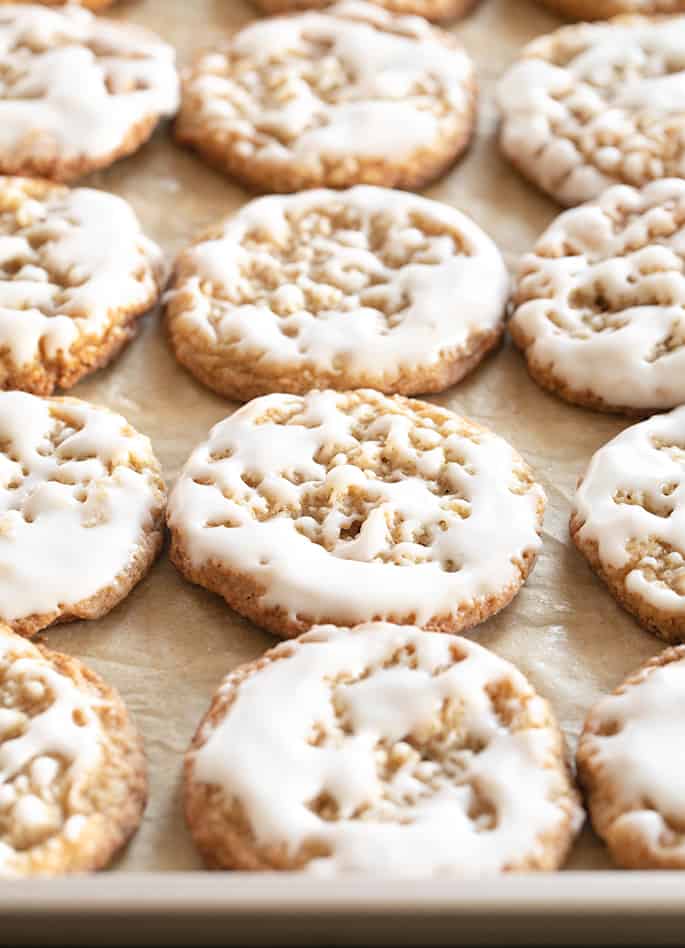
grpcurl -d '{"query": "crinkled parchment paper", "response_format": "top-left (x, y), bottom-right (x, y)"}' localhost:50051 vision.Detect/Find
top-left (47, 0), bottom-right (661, 871)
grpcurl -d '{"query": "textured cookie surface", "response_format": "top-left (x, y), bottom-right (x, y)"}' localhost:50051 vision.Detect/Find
top-left (0, 4), bottom-right (179, 182)
top-left (250, 0), bottom-right (479, 23)
top-left (538, 0), bottom-right (685, 19)
top-left (0, 391), bottom-right (166, 637)
top-left (577, 645), bottom-right (685, 868)
top-left (510, 180), bottom-right (685, 414)
top-left (571, 406), bottom-right (685, 643)
top-left (168, 389), bottom-right (545, 638)
top-left (185, 622), bottom-right (582, 875)
top-left (167, 187), bottom-right (509, 401)
top-left (0, 623), bottom-right (147, 877)
top-left (0, 177), bottom-right (163, 395)
top-left (497, 16), bottom-right (685, 206)
top-left (175, 1), bottom-right (476, 193)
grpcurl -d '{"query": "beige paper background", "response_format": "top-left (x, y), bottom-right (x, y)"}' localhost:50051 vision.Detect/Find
top-left (46, 0), bottom-right (662, 872)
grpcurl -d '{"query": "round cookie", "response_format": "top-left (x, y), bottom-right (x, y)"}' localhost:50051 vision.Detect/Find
top-left (571, 406), bottom-right (685, 643)
top-left (577, 645), bottom-right (685, 869)
top-left (510, 180), bottom-right (685, 415)
top-left (168, 389), bottom-right (546, 639)
top-left (0, 4), bottom-right (179, 182)
top-left (185, 622), bottom-right (583, 874)
top-left (0, 623), bottom-right (147, 877)
top-left (166, 187), bottom-right (509, 401)
top-left (537, 0), bottom-right (685, 20)
top-left (174, 1), bottom-right (476, 193)
top-left (0, 391), bottom-right (166, 638)
top-left (0, 176), bottom-right (164, 395)
top-left (496, 16), bottom-right (685, 207)
top-left (249, 0), bottom-right (479, 24)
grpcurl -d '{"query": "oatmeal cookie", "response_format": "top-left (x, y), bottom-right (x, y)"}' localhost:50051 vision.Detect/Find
top-left (166, 187), bottom-right (509, 401)
top-left (538, 0), bottom-right (685, 20)
top-left (571, 406), bottom-right (685, 643)
top-left (174, 1), bottom-right (476, 193)
top-left (0, 391), bottom-right (166, 637)
top-left (168, 389), bottom-right (545, 639)
top-left (0, 4), bottom-right (179, 182)
top-left (0, 176), bottom-right (164, 395)
top-left (185, 623), bottom-right (582, 874)
top-left (497, 16), bottom-right (685, 206)
top-left (510, 180), bottom-right (685, 414)
top-left (577, 645), bottom-right (685, 868)
top-left (250, 0), bottom-right (479, 23)
top-left (0, 623), bottom-right (147, 877)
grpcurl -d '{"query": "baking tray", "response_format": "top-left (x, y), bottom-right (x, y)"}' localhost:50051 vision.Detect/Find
top-left (1, 0), bottom-right (684, 943)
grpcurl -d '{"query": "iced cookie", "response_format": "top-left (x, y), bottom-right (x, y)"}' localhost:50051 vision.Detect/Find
top-left (0, 177), bottom-right (164, 395)
top-left (571, 406), bottom-right (685, 643)
top-left (185, 622), bottom-right (582, 874)
top-left (496, 16), bottom-right (685, 206)
top-left (0, 623), bottom-right (147, 877)
top-left (0, 4), bottom-right (179, 182)
top-left (538, 0), bottom-right (685, 19)
top-left (166, 187), bottom-right (509, 401)
top-left (250, 0), bottom-right (479, 23)
top-left (510, 180), bottom-right (685, 415)
top-left (577, 645), bottom-right (685, 868)
top-left (168, 389), bottom-right (545, 639)
top-left (0, 391), bottom-right (166, 638)
top-left (174, 1), bottom-right (476, 193)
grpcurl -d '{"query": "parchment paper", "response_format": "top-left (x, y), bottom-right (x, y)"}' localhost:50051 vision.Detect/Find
top-left (48, 0), bottom-right (661, 872)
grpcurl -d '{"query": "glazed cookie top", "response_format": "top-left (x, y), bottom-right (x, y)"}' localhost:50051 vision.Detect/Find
top-left (497, 16), bottom-right (685, 206)
top-left (573, 406), bottom-right (685, 613)
top-left (0, 392), bottom-right (165, 627)
top-left (0, 625), bottom-right (104, 875)
top-left (168, 390), bottom-right (545, 627)
top-left (189, 623), bottom-right (582, 875)
top-left (0, 176), bottom-right (163, 375)
top-left (578, 646), bottom-right (685, 860)
top-left (179, 1), bottom-right (474, 167)
top-left (511, 180), bottom-right (685, 412)
top-left (0, 4), bottom-right (179, 171)
top-left (168, 187), bottom-right (509, 382)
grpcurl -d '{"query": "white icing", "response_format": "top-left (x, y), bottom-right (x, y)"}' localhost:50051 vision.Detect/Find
top-left (182, 1), bottom-right (473, 164)
top-left (0, 4), bottom-right (179, 165)
top-left (582, 652), bottom-right (685, 856)
top-left (168, 390), bottom-right (544, 627)
top-left (0, 625), bottom-right (102, 875)
top-left (510, 179), bottom-right (685, 411)
top-left (192, 623), bottom-right (580, 876)
top-left (573, 405), bottom-right (685, 611)
top-left (496, 18), bottom-right (685, 205)
top-left (0, 177), bottom-right (163, 371)
top-left (169, 186), bottom-right (509, 383)
top-left (0, 391), bottom-right (163, 622)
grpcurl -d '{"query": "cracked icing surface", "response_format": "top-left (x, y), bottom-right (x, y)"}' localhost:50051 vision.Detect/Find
top-left (185, 623), bottom-right (582, 875)
top-left (577, 645), bottom-right (685, 868)
top-left (0, 176), bottom-right (163, 394)
top-left (0, 4), bottom-right (179, 181)
top-left (497, 16), bottom-right (685, 207)
top-left (167, 187), bottom-right (508, 399)
top-left (0, 391), bottom-right (166, 636)
top-left (168, 389), bottom-right (545, 637)
top-left (174, 1), bottom-right (476, 192)
top-left (510, 180), bottom-right (685, 413)
top-left (0, 623), bottom-right (146, 877)
top-left (572, 406), bottom-right (685, 641)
